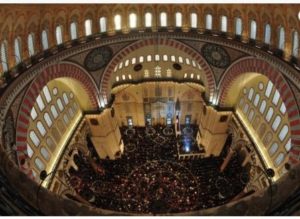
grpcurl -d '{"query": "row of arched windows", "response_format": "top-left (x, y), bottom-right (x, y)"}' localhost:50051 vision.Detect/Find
top-left (0, 12), bottom-right (299, 75)
top-left (28, 84), bottom-right (79, 179)
top-left (113, 54), bottom-right (201, 73)
top-left (237, 80), bottom-right (290, 173)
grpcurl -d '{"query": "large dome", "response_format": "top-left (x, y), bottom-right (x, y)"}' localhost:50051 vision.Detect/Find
top-left (0, 3), bottom-right (300, 216)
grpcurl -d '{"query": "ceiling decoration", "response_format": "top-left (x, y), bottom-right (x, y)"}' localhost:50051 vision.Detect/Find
top-left (84, 46), bottom-right (113, 71)
top-left (173, 63), bottom-right (182, 70)
top-left (201, 44), bottom-right (231, 68)
top-left (134, 64), bottom-right (143, 72)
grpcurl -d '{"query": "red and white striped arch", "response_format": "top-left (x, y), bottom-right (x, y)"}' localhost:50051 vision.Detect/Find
top-left (218, 57), bottom-right (300, 165)
top-left (100, 38), bottom-right (216, 104)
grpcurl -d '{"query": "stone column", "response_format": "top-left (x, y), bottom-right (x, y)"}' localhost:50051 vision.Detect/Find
top-left (242, 153), bottom-right (251, 167)
top-left (220, 147), bottom-right (234, 172)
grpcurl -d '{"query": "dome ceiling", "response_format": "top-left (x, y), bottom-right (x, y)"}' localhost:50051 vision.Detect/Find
top-left (0, 3), bottom-right (300, 216)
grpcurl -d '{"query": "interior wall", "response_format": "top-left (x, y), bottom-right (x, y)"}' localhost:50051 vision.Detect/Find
top-left (86, 109), bottom-right (123, 160)
top-left (198, 105), bottom-right (232, 157)
top-left (112, 82), bottom-right (205, 127)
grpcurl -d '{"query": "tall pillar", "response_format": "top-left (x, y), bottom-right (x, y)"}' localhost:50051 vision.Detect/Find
top-left (242, 154), bottom-right (251, 167)
top-left (220, 147), bottom-right (235, 172)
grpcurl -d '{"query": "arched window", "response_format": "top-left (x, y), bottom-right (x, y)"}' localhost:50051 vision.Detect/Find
top-left (205, 14), bottom-right (212, 30)
top-left (239, 98), bottom-right (244, 107)
top-left (63, 92), bottom-right (69, 105)
top-left (51, 126), bottom-right (60, 143)
top-left (144, 69), bottom-right (149, 78)
top-left (265, 107), bottom-right (274, 122)
top-left (51, 105), bottom-right (58, 119)
top-left (263, 132), bottom-right (273, 145)
top-left (154, 66), bottom-right (161, 77)
top-left (114, 14), bottom-right (121, 30)
top-left (30, 130), bottom-right (40, 147)
top-left (26, 144), bottom-right (34, 158)
top-left (70, 22), bottom-right (78, 40)
top-left (35, 157), bottom-right (45, 171)
top-left (147, 55), bottom-right (152, 62)
top-left (85, 19), bottom-right (92, 36)
top-left (37, 121), bottom-right (46, 136)
top-left (46, 137), bottom-right (55, 151)
top-left (258, 124), bottom-right (266, 138)
top-left (175, 12), bottom-right (182, 27)
top-left (41, 30), bottom-right (49, 51)
top-left (131, 57), bottom-right (136, 64)
top-left (28, 33), bottom-right (35, 56)
top-left (254, 94), bottom-right (260, 107)
top-left (185, 58), bottom-right (190, 65)
top-left (265, 81), bottom-right (273, 98)
top-left (248, 109), bottom-right (255, 122)
top-left (178, 56), bottom-right (183, 63)
top-left (63, 114), bottom-right (69, 125)
top-left (163, 55), bottom-right (168, 61)
top-left (272, 90), bottom-right (280, 106)
top-left (221, 15), bottom-right (227, 32)
top-left (44, 112), bottom-right (52, 128)
top-left (43, 86), bottom-right (51, 103)
top-left (243, 103), bottom-right (249, 114)
top-left (264, 24), bottom-right (271, 44)
top-left (155, 54), bottom-right (160, 61)
top-left (41, 147), bottom-right (50, 161)
top-left (260, 100), bottom-right (267, 114)
top-left (190, 13), bottom-right (197, 28)
top-left (285, 138), bottom-right (292, 152)
top-left (139, 56), bottom-right (144, 63)
top-left (0, 41), bottom-right (8, 72)
top-left (160, 12), bottom-right (167, 27)
top-left (119, 62), bottom-right (123, 69)
top-left (248, 88), bottom-right (254, 101)
top-left (292, 31), bottom-right (299, 57)
top-left (99, 17), bottom-right (107, 33)
top-left (250, 20), bottom-right (257, 40)
top-left (129, 13), bottom-right (137, 29)
top-left (145, 12), bottom-right (152, 27)
top-left (57, 98), bottom-right (64, 112)
top-left (278, 26), bottom-right (285, 50)
top-left (14, 37), bottom-right (22, 64)
top-left (166, 69), bottom-right (172, 77)
top-left (68, 107), bottom-right (75, 118)
top-left (258, 82), bottom-right (264, 90)
top-left (55, 25), bottom-right (63, 45)
top-left (279, 125), bottom-right (289, 141)
top-left (272, 115), bottom-right (281, 131)
top-left (36, 95), bottom-right (45, 112)
top-left (53, 87), bottom-right (58, 95)
top-left (280, 102), bottom-right (287, 114)
top-left (31, 107), bottom-right (37, 120)
top-left (268, 142), bottom-right (279, 157)
top-left (235, 17), bottom-right (242, 35)
top-left (274, 153), bottom-right (285, 167)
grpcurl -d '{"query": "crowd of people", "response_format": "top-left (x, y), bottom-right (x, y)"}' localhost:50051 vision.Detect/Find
top-left (65, 125), bottom-right (249, 214)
